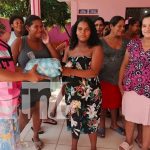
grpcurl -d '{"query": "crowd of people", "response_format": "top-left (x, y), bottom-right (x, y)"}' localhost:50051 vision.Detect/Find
top-left (0, 12), bottom-right (150, 150)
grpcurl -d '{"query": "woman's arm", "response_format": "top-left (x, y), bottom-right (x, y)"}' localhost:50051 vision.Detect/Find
top-left (0, 65), bottom-right (45, 82)
top-left (45, 43), bottom-right (60, 60)
top-left (118, 49), bottom-right (129, 95)
top-left (42, 29), bottom-right (60, 60)
top-left (62, 45), bottom-right (104, 78)
top-left (11, 37), bottom-right (22, 65)
top-left (62, 47), bottom-right (69, 63)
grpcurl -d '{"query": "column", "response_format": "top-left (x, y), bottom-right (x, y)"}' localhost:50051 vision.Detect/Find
top-left (30, 0), bottom-right (41, 17)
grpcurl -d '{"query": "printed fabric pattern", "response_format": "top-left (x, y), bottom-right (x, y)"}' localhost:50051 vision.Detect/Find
top-left (123, 39), bottom-right (150, 99)
top-left (64, 56), bottom-right (102, 139)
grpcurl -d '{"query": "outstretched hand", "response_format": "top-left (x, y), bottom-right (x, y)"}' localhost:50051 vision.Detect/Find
top-left (27, 64), bottom-right (47, 82)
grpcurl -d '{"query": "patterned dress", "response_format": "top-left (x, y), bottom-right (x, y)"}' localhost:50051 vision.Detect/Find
top-left (64, 56), bottom-right (102, 139)
top-left (123, 39), bottom-right (150, 99)
top-left (0, 39), bottom-right (20, 150)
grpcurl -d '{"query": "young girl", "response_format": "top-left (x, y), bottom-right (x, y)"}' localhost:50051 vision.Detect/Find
top-left (62, 17), bottom-right (103, 150)
top-left (118, 14), bottom-right (150, 150)
top-left (0, 23), bottom-right (44, 150)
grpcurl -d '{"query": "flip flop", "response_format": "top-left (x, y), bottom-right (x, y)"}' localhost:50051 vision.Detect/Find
top-left (97, 127), bottom-right (105, 138)
top-left (31, 127), bottom-right (44, 134)
top-left (110, 126), bottom-right (125, 136)
top-left (118, 141), bottom-right (133, 150)
top-left (32, 138), bottom-right (44, 150)
top-left (42, 118), bottom-right (57, 125)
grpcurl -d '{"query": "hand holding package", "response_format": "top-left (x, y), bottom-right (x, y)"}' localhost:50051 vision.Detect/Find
top-left (25, 58), bottom-right (61, 78)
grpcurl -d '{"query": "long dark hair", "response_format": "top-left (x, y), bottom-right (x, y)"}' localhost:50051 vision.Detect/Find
top-left (110, 16), bottom-right (125, 26)
top-left (69, 17), bottom-right (100, 50)
top-left (93, 17), bottom-right (105, 25)
top-left (24, 15), bottom-right (42, 35)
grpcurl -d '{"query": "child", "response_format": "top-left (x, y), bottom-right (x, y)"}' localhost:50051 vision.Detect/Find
top-left (62, 17), bottom-right (103, 150)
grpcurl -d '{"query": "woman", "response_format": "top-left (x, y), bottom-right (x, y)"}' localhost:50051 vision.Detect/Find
top-left (124, 17), bottom-right (142, 148)
top-left (12, 15), bottom-right (60, 150)
top-left (94, 17), bottom-right (105, 38)
top-left (62, 17), bottom-right (103, 150)
top-left (97, 16), bottom-right (128, 138)
top-left (118, 14), bottom-right (150, 150)
top-left (0, 22), bottom-right (44, 150)
top-left (124, 17), bottom-right (140, 40)
top-left (8, 15), bottom-right (24, 46)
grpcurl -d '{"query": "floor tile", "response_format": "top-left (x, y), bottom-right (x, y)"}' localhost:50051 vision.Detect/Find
top-left (21, 142), bottom-right (56, 150)
top-left (20, 88), bottom-right (141, 150)
top-left (21, 120), bottom-right (64, 144)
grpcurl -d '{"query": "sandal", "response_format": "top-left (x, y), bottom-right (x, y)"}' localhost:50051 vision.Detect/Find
top-left (32, 138), bottom-right (44, 150)
top-left (110, 126), bottom-right (125, 136)
top-left (97, 127), bottom-right (105, 138)
top-left (31, 127), bottom-right (44, 134)
top-left (118, 141), bottom-right (133, 150)
top-left (42, 118), bottom-right (57, 125)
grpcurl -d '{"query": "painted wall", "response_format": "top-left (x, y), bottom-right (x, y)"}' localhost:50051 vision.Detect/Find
top-left (71, 0), bottom-right (150, 24)
top-left (0, 18), bottom-right (10, 32)
top-left (48, 23), bottom-right (71, 48)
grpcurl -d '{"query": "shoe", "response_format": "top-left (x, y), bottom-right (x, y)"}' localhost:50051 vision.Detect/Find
top-left (31, 127), bottom-right (44, 134)
top-left (42, 118), bottom-right (57, 125)
top-left (118, 141), bottom-right (133, 150)
top-left (97, 127), bottom-right (105, 138)
top-left (32, 138), bottom-right (44, 150)
top-left (110, 126), bottom-right (125, 136)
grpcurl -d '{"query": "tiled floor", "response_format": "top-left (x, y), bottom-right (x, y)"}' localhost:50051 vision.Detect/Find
top-left (20, 87), bottom-right (141, 150)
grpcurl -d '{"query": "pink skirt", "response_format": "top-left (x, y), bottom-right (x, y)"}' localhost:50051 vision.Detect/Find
top-left (122, 91), bottom-right (150, 125)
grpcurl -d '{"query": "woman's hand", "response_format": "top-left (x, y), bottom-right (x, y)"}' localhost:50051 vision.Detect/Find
top-left (42, 29), bottom-right (49, 45)
top-left (27, 65), bottom-right (47, 82)
top-left (56, 41), bottom-right (68, 54)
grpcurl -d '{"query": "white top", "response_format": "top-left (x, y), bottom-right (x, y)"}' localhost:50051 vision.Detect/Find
top-left (8, 31), bottom-right (17, 46)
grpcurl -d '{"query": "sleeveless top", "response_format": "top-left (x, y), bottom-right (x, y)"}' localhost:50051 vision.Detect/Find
top-left (0, 39), bottom-right (20, 118)
top-left (123, 39), bottom-right (150, 99)
top-left (18, 36), bottom-right (51, 69)
top-left (99, 38), bottom-right (128, 85)
top-left (17, 37), bottom-right (51, 107)
top-left (8, 31), bottom-right (17, 46)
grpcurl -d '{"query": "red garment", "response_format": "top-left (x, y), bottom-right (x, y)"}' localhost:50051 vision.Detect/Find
top-left (100, 81), bottom-right (122, 109)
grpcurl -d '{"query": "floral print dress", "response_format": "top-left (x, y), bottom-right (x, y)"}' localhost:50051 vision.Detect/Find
top-left (64, 56), bottom-right (102, 139)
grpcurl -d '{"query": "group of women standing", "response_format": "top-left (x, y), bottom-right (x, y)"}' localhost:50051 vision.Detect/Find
top-left (0, 12), bottom-right (150, 150)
